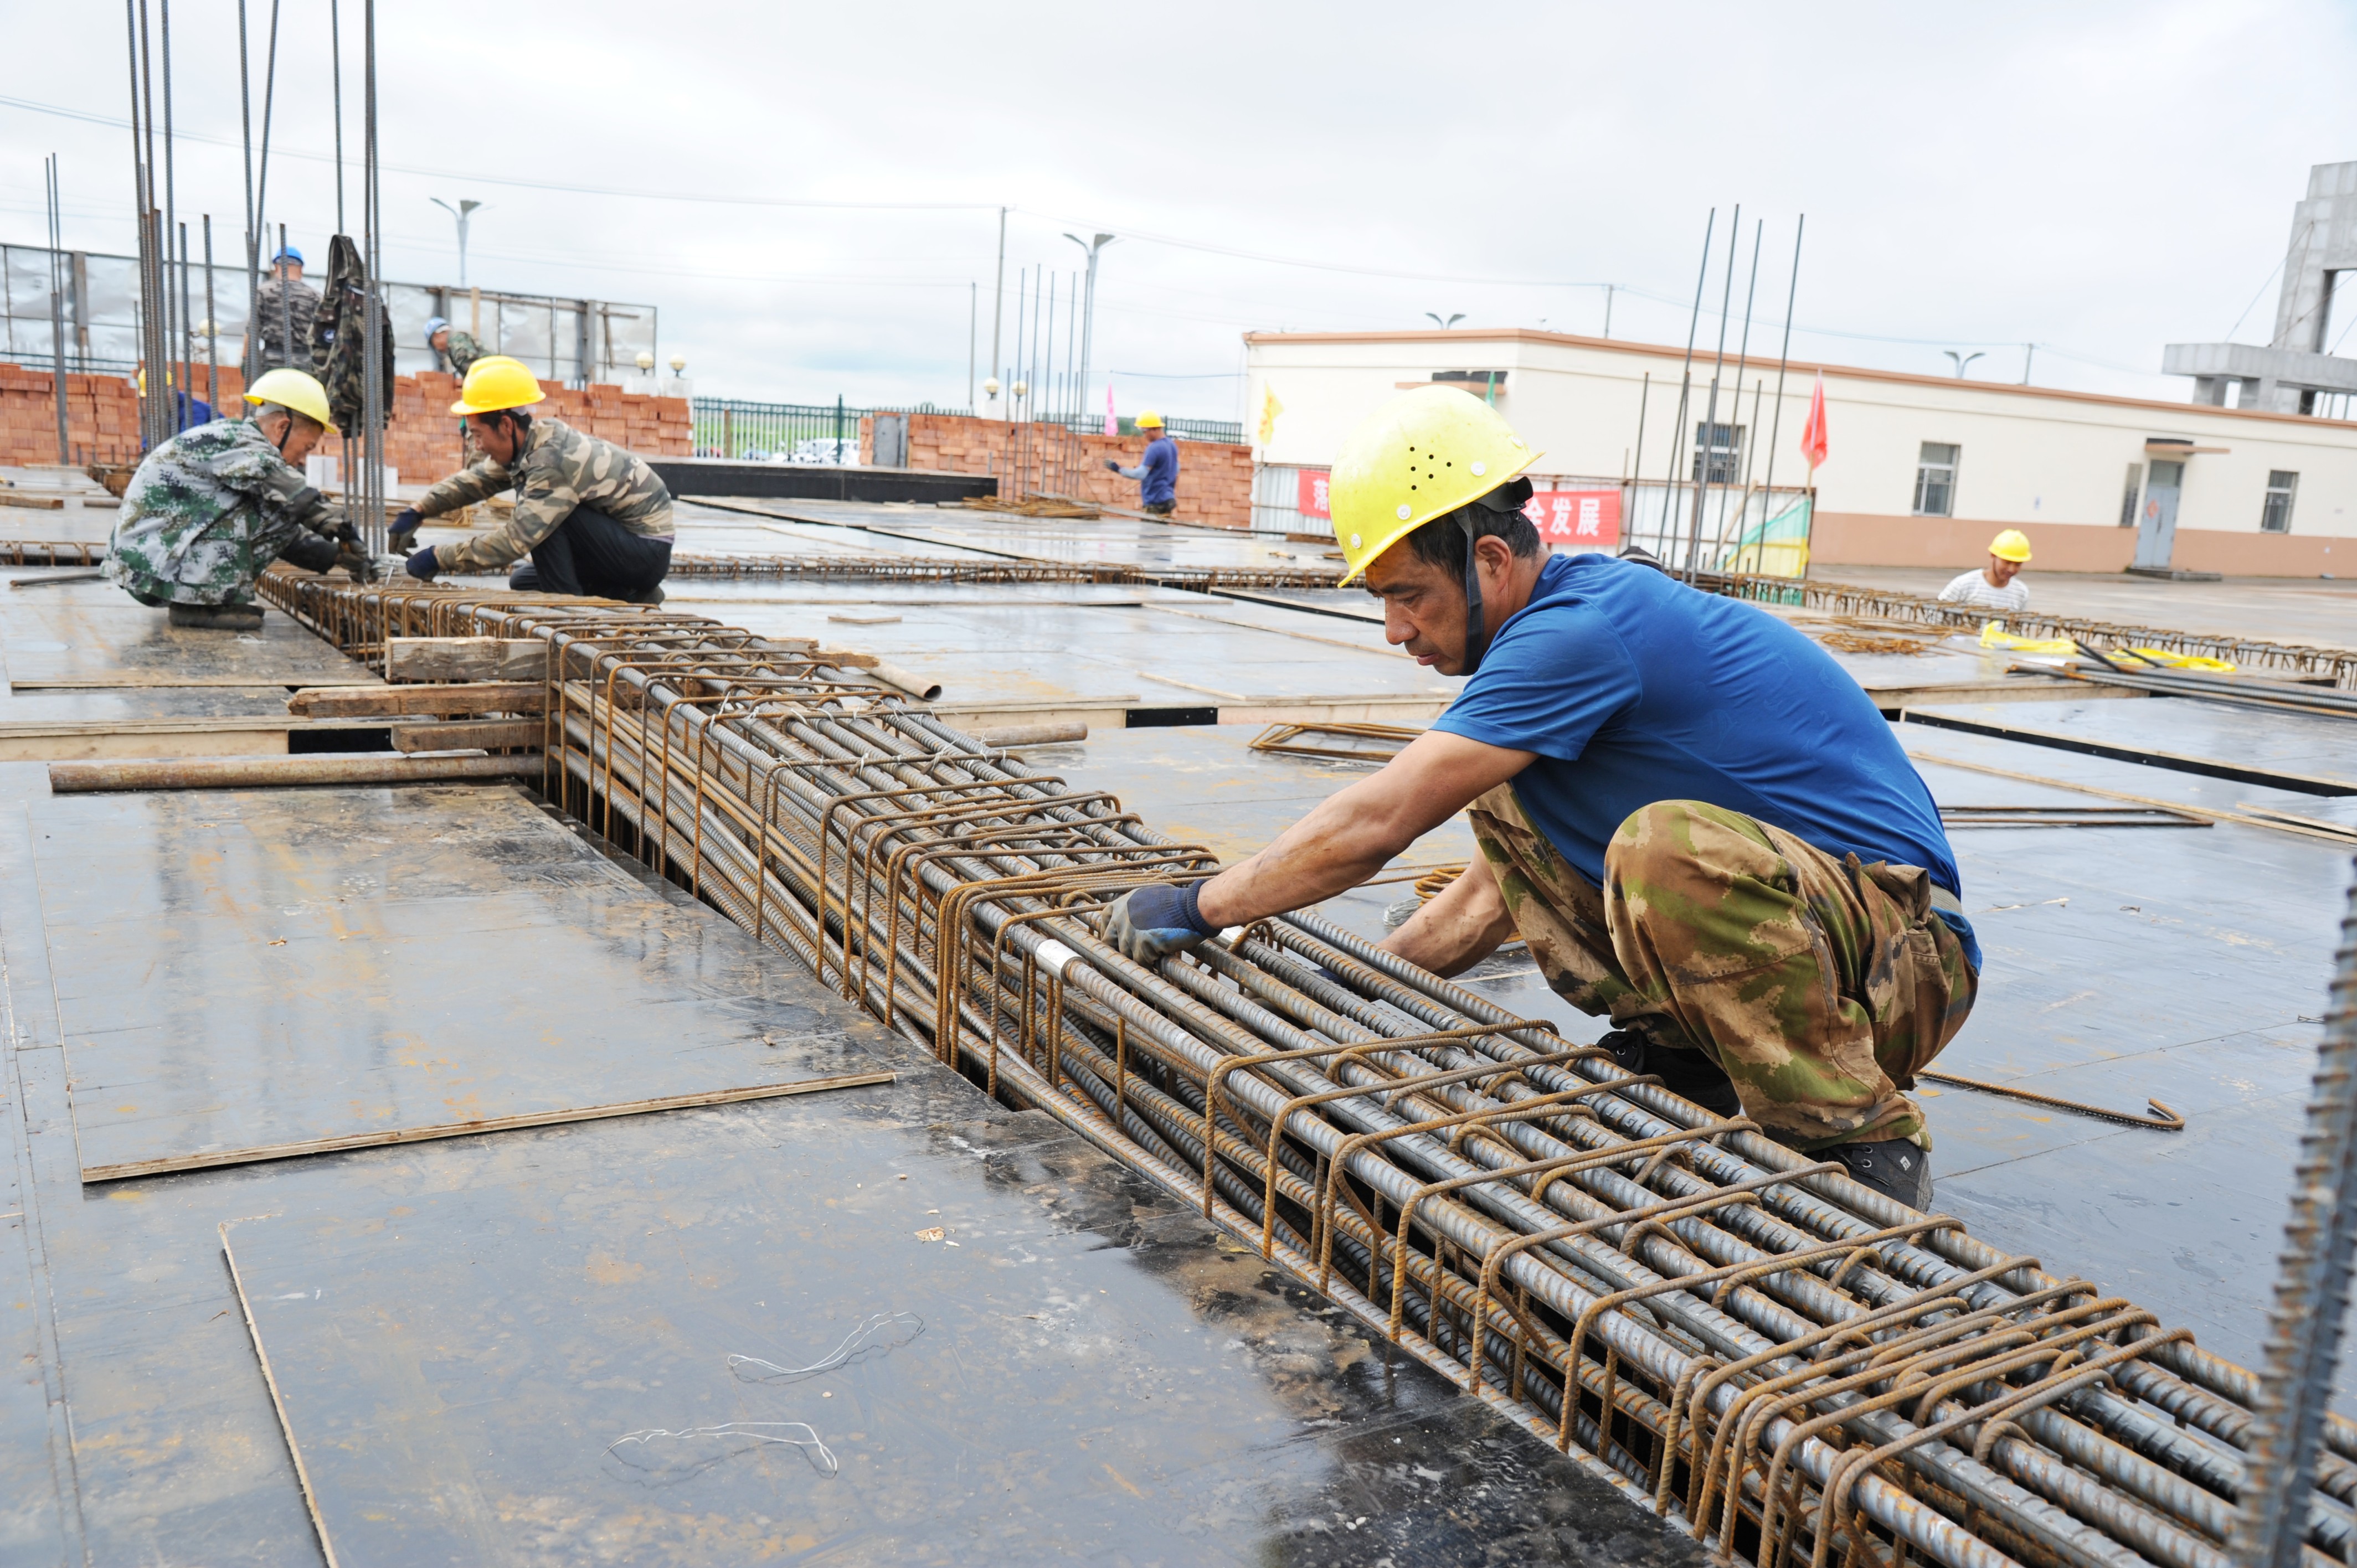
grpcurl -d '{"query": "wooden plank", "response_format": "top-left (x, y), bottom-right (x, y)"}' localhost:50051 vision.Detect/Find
top-left (48, 752), bottom-right (540, 793)
top-left (384, 637), bottom-right (549, 683)
top-left (290, 681), bottom-right (544, 717)
top-left (99, 1069), bottom-right (896, 1182)
top-left (1861, 679), bottom-right (2142, 708)
top-left (390, 719), bottom-right (542, 754)
top-left (14, 673), bottom-right (380, 691)
top-left (0, 493), bottom-right (65, 510)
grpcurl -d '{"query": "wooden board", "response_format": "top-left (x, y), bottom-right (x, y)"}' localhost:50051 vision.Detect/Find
top-left (384, 637), bottom-right (549, 682)
top-left (13, 673), bottom-right (380, 691)
top-left (289, 681), bottom-right (544, 716)
top-left (38, 785), bottom-right (893, 1183)
top-left (390, 718), bottom-right (542, 753)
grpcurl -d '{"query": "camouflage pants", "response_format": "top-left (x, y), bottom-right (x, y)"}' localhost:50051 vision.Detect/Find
top-left (114, 506), bottom-right (315, 607)
top-left (1468, 788), bottom-right (1977, 1151)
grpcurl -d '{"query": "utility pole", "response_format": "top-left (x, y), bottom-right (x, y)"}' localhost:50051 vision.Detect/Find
top-left (968, 281), bottom-right (976, 412)
top-left (431, 198), bottom-right (482, 287)
top-left (45, 154), bottom-right (68, 463)
top-left (2021, 342), bottom-right (2036, 384)
top-left (1603, 283), bottom-right (1613, 338)
top-left (1064, 230), bottom-right (1113, 424)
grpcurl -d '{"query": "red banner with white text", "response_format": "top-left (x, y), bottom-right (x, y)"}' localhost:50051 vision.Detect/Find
top-left (1524, 488), bottom-right (1622, 549)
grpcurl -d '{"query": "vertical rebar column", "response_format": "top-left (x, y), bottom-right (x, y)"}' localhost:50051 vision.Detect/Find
top-left (1757, 215), bottom-right (1805, 580)
top-left (46, 156), bottom-right (69, 464)
top-left (361, 0), bottom-right (384, 554)
top-left (160, 0), bottom-right (179, 427)
top-left (2236, 863), bottom-right (2357, 1568)
top-left (177, 222), bottom-right (193, 427)
top-left (1682, 203), bottom-right (1740, 581)
top-left (236, 0), bottom-right (257, 385)
top-left (202, 214), bottom-right (217, 412)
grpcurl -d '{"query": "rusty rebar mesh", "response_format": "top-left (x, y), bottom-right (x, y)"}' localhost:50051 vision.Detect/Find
top-left (1707, 571), bottom-right (2357, 685)
top-left (0, 540), bottom-right (106, 566)
top-left (254, 569), bottom-right (2357, 1568)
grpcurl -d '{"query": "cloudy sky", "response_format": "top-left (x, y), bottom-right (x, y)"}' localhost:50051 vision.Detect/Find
top-left (3, 1), bottom-right (2353, 420)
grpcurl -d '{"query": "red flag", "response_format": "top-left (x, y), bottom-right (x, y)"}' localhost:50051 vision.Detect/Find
top-left (1799, 370), bottom-right (1829, 473)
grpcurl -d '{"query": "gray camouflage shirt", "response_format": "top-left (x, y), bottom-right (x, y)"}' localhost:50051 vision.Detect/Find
top-left (104, 418), bottom-right (342, 606)
top-left (416, 416), bottom-right (673, 573)
top-left (253, 275), bottom-right (321, 367)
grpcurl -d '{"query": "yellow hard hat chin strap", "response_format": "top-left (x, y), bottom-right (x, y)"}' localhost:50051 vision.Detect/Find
top-left (1459, 514), bottom-right (1491, 676)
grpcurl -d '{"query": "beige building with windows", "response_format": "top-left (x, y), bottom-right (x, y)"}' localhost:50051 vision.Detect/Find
top-left (1244, 328), bottom-right (2357, 577)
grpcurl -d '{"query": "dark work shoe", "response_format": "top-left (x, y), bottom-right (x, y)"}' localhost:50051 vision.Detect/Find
top-left (1821, 1139), bottom-right (1933, 1211)
top-left (167, 602), bottom-right (264, 631)
top-left (619, 584), bottom-right (665, 606)
top-left (1597, 1028), bottom-right (1743, 1120)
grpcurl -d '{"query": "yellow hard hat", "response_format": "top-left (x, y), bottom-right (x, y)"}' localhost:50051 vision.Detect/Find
top-left (243, 367), bottom-right (339, 434)
top-left (1329, 385), bottom-right (1541, 584)
top-left (1989, 529), bottom-right (2032, 563)
top-left (450, 356), bottom-right (547, 416)
top-left (1135, 410), bottom-right (1165, 430)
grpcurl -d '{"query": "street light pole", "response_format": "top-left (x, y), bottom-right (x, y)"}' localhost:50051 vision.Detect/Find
top-left (1944, 349), bottom-right (1985, 379)
top-left (430, 197), bottom-right (482, 287)
top-left (1064, 230), bottom-right (1114, 419)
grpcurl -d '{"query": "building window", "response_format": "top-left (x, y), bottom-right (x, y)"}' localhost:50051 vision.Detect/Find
top-left (1913, 443), bottom-right (1959, 517)
top-left (1692, 422), bottom-right (1743, 485)
top-left (2118, 463), bottom-right (2142, 528)
top-left (2262, 470), bottom-right (2298, 533)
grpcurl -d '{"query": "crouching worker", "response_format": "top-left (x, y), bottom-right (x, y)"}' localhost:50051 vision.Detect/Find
top-left (390, 357), bottom-right (674, 604)
top-left (103, 368), bottom-right (370, 632)
top-left (1099, 386), bottom-right (1980, 1210)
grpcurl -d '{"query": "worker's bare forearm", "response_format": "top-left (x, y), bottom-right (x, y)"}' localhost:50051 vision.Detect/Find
top-left (1192, 731), bottom-right (1534, 930)
top-left (1380, 851), bottom-right (1516, 977)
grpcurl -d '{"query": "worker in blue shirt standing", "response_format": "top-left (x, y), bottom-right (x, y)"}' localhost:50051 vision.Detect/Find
top-left (1106, 409), bottom-right (1180, 515)
top-left (1099, 385), bottom-right (1979, 1210)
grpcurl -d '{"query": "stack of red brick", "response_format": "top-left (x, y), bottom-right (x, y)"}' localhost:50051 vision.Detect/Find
top-left (0, 360), bottom-right (691, 478)
top-left (860, 411), bottom-right (1254, 530)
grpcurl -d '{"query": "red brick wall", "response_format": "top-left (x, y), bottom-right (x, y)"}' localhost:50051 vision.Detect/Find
top-left (861, 411), bottom-right (1254, 529)
top-left (0, 360), bottom-right (691, 479)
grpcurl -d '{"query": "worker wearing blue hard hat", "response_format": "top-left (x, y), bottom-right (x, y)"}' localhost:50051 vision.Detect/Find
top-left (254, 244), bottom-right (318, 372)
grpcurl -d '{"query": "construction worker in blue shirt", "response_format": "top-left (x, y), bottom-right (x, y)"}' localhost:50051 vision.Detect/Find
top-left (1105, 410), bottom-right (1179, 516)
top-left (1099, 386), bottom-right (1980, 1211)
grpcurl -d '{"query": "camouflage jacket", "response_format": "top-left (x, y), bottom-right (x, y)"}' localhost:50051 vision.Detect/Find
top-left (438, 329), bottom-right (486, 378)
top-left (104, 417), bottom-right (344, 605)
top-left (416, 416), bottom-right (674, 572)
top-left (253, 276), bottom-right (322, 364)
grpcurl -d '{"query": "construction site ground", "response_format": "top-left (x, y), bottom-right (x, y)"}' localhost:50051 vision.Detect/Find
top-left (1, 472), bottom-right (2351, 1562)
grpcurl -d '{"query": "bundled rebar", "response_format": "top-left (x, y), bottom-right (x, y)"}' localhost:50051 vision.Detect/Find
top-left (668, 551), bottom-right (1346, 592)
top-left (258, 569), bottom-right (2357, 1568)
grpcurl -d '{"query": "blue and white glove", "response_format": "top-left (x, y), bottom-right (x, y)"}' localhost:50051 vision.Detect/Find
top-left (1105, 881), bottom-right (1218, 964)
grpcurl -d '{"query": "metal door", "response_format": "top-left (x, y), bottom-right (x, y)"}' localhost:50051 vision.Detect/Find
top-left (2133, 460), bottom-right (2183, 570)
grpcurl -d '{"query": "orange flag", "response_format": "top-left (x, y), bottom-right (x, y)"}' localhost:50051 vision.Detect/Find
top-left (1800, 370), bottom-right (1829, 473)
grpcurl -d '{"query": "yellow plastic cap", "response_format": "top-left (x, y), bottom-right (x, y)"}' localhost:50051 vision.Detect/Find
top-left (1989, 528), bottom-right (2032, 563)
top-left (1328, 385), bottom-right (1541, 584)
top-left (242, 368), bottom-right (339, 434)
top-left (450, 356), bottom-right (547, 416)
top-left (1135, 410), bottom-right (1165, 429)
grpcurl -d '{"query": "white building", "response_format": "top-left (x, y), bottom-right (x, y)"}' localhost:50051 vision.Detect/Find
top-left (1245, 328), bottom-right (2357, 578)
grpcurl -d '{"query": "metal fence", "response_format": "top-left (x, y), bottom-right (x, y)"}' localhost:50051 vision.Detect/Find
top-left (689, 399), bottom-right (1242, 463)
top-left (0, 239), bottom-right (654, 384)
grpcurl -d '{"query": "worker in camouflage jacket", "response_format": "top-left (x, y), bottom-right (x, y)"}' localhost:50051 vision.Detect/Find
top-left (103, 369), bottom-right (372, 631)
top-left (251, 245), bottom-right (321, 372)
top-left (426, 317), bottom-right (485, 378)
top-left (392, 357), bottom-right (673, 603)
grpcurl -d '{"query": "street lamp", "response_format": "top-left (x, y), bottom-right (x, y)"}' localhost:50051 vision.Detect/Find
top-left (430, 198), bottom-right (484, 288)
top-left (1427, 312), bottom-right (1465, 328)
top-left (1063, 231), bottom-right (1115, 417)
top-left (1943, 350), bottom-right (1985, 379)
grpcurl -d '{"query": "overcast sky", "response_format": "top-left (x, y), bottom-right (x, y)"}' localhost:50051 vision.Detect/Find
top-left (4, 0), bottom-right (2353, 421)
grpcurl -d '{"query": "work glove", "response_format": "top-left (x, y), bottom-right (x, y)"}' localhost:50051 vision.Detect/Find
top-left (335, 546), bottom-right (378, 583)
top-left (1104, 881), bottom-right (1218, 965)
top-left (387, 506), bottom-right (422, 548)
top-left (1103, 458), bottom-right (1120, 473)
top-left (404, 545), bottom-right (441, 581)
top-left (325, 517), bottom-right (362, 548)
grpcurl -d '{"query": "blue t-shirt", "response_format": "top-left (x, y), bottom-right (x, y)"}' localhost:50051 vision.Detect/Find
top-left (1433, 553), bottom-right (1977, 968)
top-left (1139, 436), bottom-right (1179, 504)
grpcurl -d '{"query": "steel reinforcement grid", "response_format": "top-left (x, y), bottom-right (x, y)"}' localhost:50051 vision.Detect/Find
top-left (1708, 571), bottom-right (2357, 687)
top-left (259, 569), bottom-right (2357, 1568)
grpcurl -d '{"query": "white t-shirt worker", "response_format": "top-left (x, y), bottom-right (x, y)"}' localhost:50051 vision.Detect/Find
top-left (1940, 529), bottom-right (2032, 613)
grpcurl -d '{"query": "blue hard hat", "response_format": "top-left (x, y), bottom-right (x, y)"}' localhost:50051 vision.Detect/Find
top-left (425, 316), bottom-right (449, 345)
top-left (272, 245), bottom-right (303, 265)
